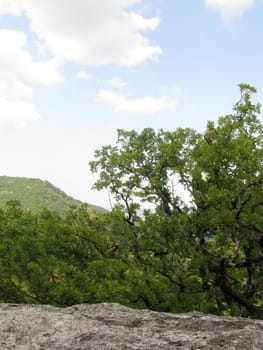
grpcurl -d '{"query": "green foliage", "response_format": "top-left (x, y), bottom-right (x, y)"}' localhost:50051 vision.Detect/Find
top-left (0, 84), bottom-right (262, 319)
top-left (0, 176), bottom-right (105, 216)
top-left (90, 84), bottom-right (263, 318)
top-left (0, 202), bottom-right (123, 306)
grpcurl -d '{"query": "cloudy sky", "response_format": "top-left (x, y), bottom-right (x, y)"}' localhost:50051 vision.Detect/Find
top-left (0, 0), bottom-right (262, 208)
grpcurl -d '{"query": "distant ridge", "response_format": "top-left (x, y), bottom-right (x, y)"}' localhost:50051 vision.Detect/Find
top-left (0, 176), bottom-right (106, 216)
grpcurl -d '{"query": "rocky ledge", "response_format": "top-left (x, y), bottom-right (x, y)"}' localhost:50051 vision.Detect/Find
top-left (0, 303), bottom-right (263, 349)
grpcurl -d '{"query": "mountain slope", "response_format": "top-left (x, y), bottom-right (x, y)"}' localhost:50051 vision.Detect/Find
top-left (0, 176), bottom-right (105, 215)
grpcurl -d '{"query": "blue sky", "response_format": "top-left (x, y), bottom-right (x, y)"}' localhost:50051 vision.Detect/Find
top-left (0, 0), bottom-right (262, 208)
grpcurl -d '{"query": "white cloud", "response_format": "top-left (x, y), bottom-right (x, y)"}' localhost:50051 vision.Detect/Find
top-left (77, 71), bottom-right (92, 81)
top-left (106, 77), bottom-right (127, 89)
top-left (0, 79), bottom-right (40, 128)
top-left (205, 0), bottom-right (256, 26)
top-left (0, 29), bottom-right (62, 127)
top-left (0, 0), bottom-right (22, 16)
top-left (0, 1), bottom-right (162, 126)
top-left (0, 80), bottom-right (32, 102)
top-left (0, 81), bottom-right (40, 127)
top-left (96, 89), bottom-right (178, 115)
top-left (0, 30), bottom-right (62, 86)
top-left (0, 0), bottom-right (161, 67)
top-left (0, 98), bottom-right (39, 127)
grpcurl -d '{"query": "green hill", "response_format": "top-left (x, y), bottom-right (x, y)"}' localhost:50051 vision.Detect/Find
top-left (0, 176), bottom-right (105, 216)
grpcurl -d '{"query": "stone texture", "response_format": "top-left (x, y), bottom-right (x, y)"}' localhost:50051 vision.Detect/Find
top-left (0, 303), bottom-right (263, 349)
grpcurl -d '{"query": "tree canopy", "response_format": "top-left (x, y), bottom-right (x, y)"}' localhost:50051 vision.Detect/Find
top-left (90, 84), bottom-right (263, 318)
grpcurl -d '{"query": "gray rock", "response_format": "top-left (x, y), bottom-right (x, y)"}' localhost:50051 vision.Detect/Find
top-left (0, 303), bottom-right (263, 349)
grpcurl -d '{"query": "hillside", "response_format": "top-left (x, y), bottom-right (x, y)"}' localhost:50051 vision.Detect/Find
top-left (0, 176), bottom-right (105, 215)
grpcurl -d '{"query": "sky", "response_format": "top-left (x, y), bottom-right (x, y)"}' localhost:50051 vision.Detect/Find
top-left (0, 0), bottom-right (263, 209)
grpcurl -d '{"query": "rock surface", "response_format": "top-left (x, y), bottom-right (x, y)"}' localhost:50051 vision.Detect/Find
top-left (0, 303), bottom-right (263, 349)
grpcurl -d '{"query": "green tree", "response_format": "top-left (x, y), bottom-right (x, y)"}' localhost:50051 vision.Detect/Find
top-left (90, 84), bottom-right (263, 318)
top-left (0, 201), bottom-right (143, 307)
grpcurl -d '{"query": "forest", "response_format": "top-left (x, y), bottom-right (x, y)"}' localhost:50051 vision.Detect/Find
top-left (0, 84), bottom-right (262, 319)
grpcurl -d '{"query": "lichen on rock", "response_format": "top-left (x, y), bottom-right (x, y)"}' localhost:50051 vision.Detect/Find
top-left (0, 303), bottom-right (263, 349)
